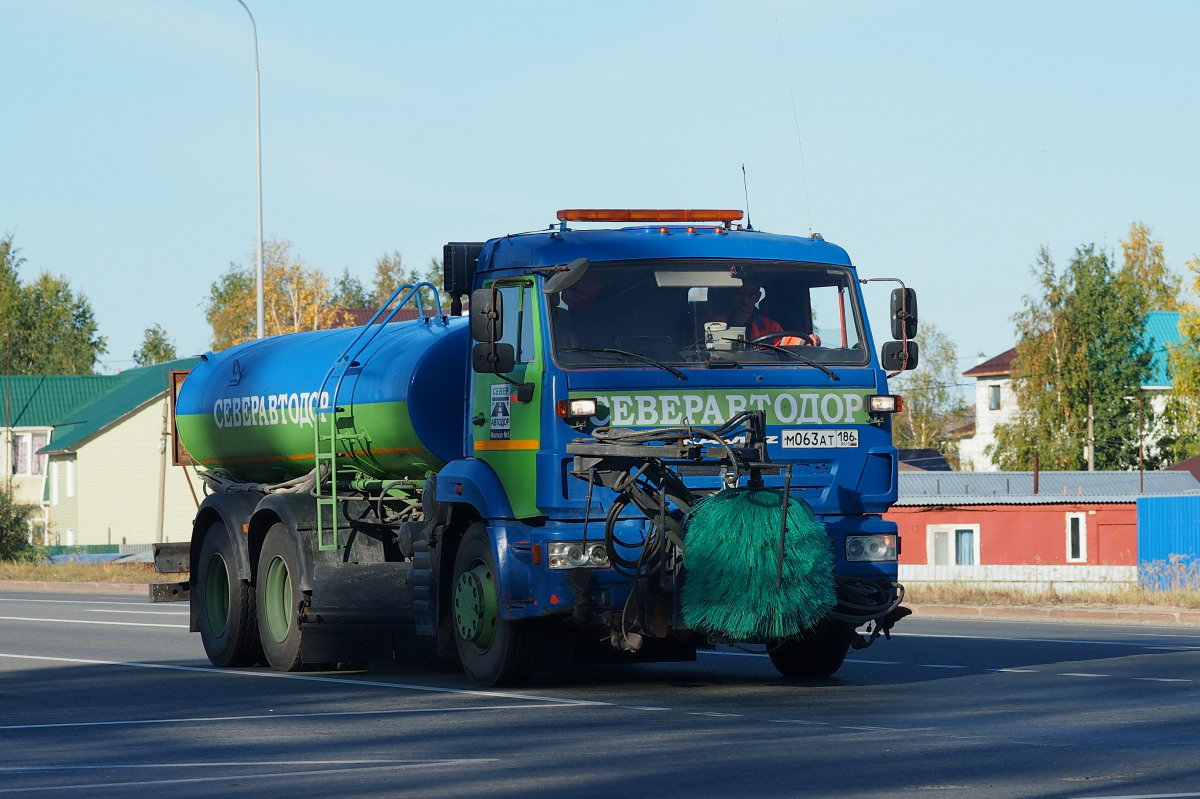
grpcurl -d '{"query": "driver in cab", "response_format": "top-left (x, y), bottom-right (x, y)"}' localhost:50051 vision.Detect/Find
top-left (717, 278), bottom-right (821, 346)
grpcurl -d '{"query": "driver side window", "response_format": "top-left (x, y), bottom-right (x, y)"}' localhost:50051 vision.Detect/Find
top-left (496, 284), bottom-right (535, 364)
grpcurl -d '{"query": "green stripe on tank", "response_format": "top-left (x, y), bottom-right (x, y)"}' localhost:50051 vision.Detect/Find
top-left (177, 399), bottom-right (445, 484)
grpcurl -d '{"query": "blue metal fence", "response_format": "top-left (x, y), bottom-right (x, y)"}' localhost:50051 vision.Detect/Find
top-left (1137, 495), bottom-right (1200, 590)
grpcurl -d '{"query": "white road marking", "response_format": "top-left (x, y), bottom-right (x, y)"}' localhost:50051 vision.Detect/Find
top-left (0, 616), bottom-right (185, 629)
top-left (991, 668), bottom-right (1039, 673)
top-left (892, 631), bottom-right (1200, 652)
top-left (1070, 787), bottom-right (1200, 791)
top-left (1130, 677), bottom-right (1192, 683)
top-left (1057, 673), bottom-right (1111, 678)
top-left (1, 759), bottom-right (475, 774)
top-left (919, 664), bottom-right (967, 669)
top-left (0, 703), bottom-right (576, 733)
top-left (85, 609), bottom-right (188, 615)
top-left (0, 758), bottom-right (495, 795)
top-left (0, 653), bottom-right (609, 707)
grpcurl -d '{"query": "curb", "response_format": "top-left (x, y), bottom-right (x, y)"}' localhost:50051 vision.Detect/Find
top-left (0, 580), bottom-right (149, 596)
top-left (906, 603), bottom-right (1200, 627)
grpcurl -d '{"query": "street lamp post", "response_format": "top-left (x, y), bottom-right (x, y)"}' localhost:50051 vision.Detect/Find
top-left (233, 0), bottom-right (265, 340)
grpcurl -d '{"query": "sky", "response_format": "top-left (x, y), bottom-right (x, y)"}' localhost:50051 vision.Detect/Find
top-left (3, 0), bottom-right (1199, 384)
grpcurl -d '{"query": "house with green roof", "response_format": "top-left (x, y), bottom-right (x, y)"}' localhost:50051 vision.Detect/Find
top-left (34, 357), bottom-right (204, 547)
top-left (3, 374), bottom-right (124, 534)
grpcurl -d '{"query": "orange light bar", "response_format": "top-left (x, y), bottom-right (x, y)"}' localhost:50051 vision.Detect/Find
top-left (557, 209), bottom-right (744, 224)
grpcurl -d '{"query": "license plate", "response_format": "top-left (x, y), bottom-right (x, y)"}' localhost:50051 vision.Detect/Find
top-left (781, 429), bottom-right (859, 448)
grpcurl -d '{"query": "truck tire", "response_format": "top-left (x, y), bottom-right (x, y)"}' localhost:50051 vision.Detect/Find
top-left (195, 522), bottom-right (261, 667)
top-left (452, 523), bottom-right (539, 686)
top-left (256, 523), bottom-right (306, 672)
top-left (768, 623), bottom-right (852, 679)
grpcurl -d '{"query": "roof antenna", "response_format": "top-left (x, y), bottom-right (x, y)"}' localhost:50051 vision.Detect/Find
top-left (741, 163), bottom-right (754, 231)
top-left (776, 18), bottom-right (814, 237)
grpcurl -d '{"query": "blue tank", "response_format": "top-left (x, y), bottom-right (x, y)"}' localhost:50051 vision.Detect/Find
top-left (175, 318), bottom-right (470, 484)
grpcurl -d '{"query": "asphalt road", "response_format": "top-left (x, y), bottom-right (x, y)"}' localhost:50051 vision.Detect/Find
top-left (1, 589), bottom-right (1198, 799)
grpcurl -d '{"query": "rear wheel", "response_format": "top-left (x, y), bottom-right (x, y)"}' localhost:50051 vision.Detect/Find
top-left (195, 522), bottom-right (260, 667)
top-left (452, 523), bottom-right (539, 686)
top-left (256, 524), bottom-right (306, 672)
top-left (769, 623), bottom-right (853, 679)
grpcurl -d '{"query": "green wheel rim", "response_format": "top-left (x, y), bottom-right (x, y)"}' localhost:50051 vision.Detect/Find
top-left (263, 554), bottom-right (293, 644)
top-left (454, 560), bottom-right (497, 651)
top-left (203, 552), bottom-right (230, 637)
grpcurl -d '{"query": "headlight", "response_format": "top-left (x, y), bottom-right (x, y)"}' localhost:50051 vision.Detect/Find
top-left (556, 398), bottom-right (598, 422)
top-left (866, 394), bottom-right (903, 413)
top-left (547, 541), bottom-right (611, 569)
top-left (845, 534), bottom-right (897, 562)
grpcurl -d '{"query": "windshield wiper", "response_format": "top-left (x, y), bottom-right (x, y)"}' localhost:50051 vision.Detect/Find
top-left (745, 342), bottom-right (840, 381)
top-left (561, 347), bottom-right (688, 381)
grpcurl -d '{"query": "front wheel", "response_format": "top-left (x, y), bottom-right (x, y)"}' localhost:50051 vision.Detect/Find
top-left (769, 623), bottom-right (853, 679)
top-left (195, 522), bottom-right (261, 667)
top-left (452, 524), bottom-right (539, 686)
top-left (256, 524), bottom-right (306, 671)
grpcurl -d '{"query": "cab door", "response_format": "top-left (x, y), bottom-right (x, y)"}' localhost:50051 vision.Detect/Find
top-left (469, 279), bottom-right (545, 518)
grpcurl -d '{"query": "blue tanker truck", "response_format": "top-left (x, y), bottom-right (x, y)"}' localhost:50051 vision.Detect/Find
top-left (154, 209), bottom-right (918, 686)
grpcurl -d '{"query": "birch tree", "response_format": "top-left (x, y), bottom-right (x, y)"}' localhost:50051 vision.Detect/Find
top-left (991, 244), bottom-right (1151, 470)
top-left (205, 239), bottom-right (345, 350)
top-left (891, 323), bottom-right (969, 459)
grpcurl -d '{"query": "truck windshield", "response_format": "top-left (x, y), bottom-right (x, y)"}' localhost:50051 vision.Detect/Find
top-left (549, 259), bottom-right (868, 369)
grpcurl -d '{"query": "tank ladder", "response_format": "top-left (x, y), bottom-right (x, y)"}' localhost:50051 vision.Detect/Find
top-left (313, 283), bottom-right (446, 551)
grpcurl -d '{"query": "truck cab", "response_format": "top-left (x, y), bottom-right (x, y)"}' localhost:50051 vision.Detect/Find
top-left (438, 209), bottom-right (915, 684)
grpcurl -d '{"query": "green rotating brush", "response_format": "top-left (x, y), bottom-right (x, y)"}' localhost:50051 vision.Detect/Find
top-left (681, 486), bottom-right (835, 642)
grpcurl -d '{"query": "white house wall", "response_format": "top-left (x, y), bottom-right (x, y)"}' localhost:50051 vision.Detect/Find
top-left (47, 398), bottom-right (203, 547)
top-left (957, 377), bottom-right (1018, 471)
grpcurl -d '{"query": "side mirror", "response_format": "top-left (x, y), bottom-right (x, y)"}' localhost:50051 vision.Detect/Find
top-left (472, 342), bottom-right (516, 374)
top-left (542, 257), bottom-right (591, 295)
top-left (890, 288), bottom-right (918, 340)
top-left (881, 340), bottom-right (919, 372)
top-left (469, 288), bottom-right (501, 342)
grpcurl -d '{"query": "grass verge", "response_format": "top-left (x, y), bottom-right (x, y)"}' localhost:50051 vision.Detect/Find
top-left (0, 561), bottom-right (186, 584)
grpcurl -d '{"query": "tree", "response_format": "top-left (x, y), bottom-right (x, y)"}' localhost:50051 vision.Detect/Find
top-left (205, 239), bottom-right (346, 350)
top-left (1164, 255), bottom-right (1200, 460)
top-left (370, 252), bottom-right (442, 313)
top-left (330, 268), bottom-right (371, 310)
top-left (0, 482), bottom-right (34, 560)
top-left (1120, 222), bottom-right (1181, 314)
top-left (134, 324), bottom-right (178, 367)
top-left (891, 323), bottom-right (969, 460)
top-left (370, 251), bottom-right (407, 307)
top-left (991, 244), bottom-right (1152, 470)
top-left (0, 235), bottom-right (107, 375)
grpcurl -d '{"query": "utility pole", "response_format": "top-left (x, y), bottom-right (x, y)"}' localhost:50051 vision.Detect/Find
top-left (1137, 391), bottom-right (1144, 493)
top-left (1086, 389), bottom-right (1095, 472)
